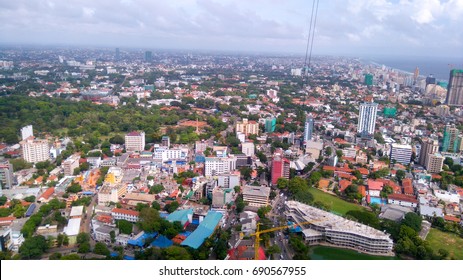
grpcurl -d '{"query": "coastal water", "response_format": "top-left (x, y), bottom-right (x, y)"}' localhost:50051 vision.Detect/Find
top-left (364, 55), bottom-right (463, 81)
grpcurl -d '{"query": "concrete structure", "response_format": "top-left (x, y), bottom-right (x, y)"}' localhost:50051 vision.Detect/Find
top-left (204, 156), bottom-right (237, 177)
top-left (242, 185), bottom-right (270, 208)
top-left (357, 102), bottom-right (378, 136)
top-left (236, 118), bottom-right (259, 136)
top-left (0, 160), bottom-right (14, 189)
top-left (62, 154), bottom-right (80, 176)
top-left (94, 225), bottom-right (118, 243)
top-left (212, 187), bottom-right (234, 208)
top-left (419, 138), bottom-right (439, 167)
top-left (97, 184), bottom-right (127, 206)
top-left (20, 125), bottom-right (33, 140)
top-left (387, 193), bottom-right (418, 208)
top-left (63, 218), bottom-right (81, 244)
top-left (286, 201), bottom-right (393, 255)
top-left (265, 117), bottom-right (276, 133)
top-left (241, 142), bottom-right (255, 157)
top-left (0, 228), bottom-right (13, 252)
top-left (305, 140), bottom-right (324, 159)
top-left (20, 137), bottom-right (50, 163)
top-left (442, 124), bottom-right (460, 152)
top-left (434, 189), bottom-right (460, 203)
top-left (161, 136), bottom-right (170, 147)
top-left (446, 69), bottom-right (463, 106)
top-left (426, 153), bottom-right (444, 173)
top-left (111, 208), bottom-right (140, 222)
top-left (217, 173), bottom-right (240, 189)
top-left (271, 153), bottom-right (290, 185)
top-left (125, 131), bottom-right (145, 152)
top-left (303, 115), bottom-right (314, 143)
top-left (390, 143), bottom-right (412, 165)
top-left (70, 206), bottom-right (84, 218)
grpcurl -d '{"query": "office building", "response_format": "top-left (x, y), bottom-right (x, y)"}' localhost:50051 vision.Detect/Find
top-left (98, 183), bottom-right (127, 206)
top-left (271, 153), bottom-right (290, 185)
top-left (419, 138), bottom-right (439, 166)
top-left (205, 156), bottom-right (237, 177)
top-left (144, 51), bottom-right (152, 62)
top-left (235, 118), bottom-right (259, 136)
top-left (63, 154), bottom-right (81, 176)
top-left (20, 138), bottom-right (50, 163)
top-left (212, 187), bottom-right (234, 208)
top-left (446, 69), bottom-right (463, 106)
top-left (286, 201), bottom-right (393, 255)
top-left (20, 125), bottom-right (33, 140)
top-left (0, 160), bottom-right (14, 189)
top-left (243, 185), bottom-right (270, 208)
top-left (364, 74), bottom-right (373, 86)
top-left (115, 48), bottom-right (120, 61)
top-left (303, 115), bottom-right (314, 143)
top-left (426, 153), bottom-right (444, 173)
top-left (125, 131), bottom-right (145, 152)
top-left (241, 142), bottom-right (255, 157)
top-left (442, 124), bottom-right (460, 152)
top-left (390, 143), bottom-right (412, 165)
top-left (161, 136), bottom-right (170, 147)
top-left (217, 173), bottom-right (240, 189)
top-left (425, 74), bottom-right (436, 86)
top-left (357, 102), bottom-right (378, 136)
top-left (265, 117), bottom-right (276, 133)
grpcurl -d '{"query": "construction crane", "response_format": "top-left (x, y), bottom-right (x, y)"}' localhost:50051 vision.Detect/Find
top-left (239, 220), bottom-right (321, 260)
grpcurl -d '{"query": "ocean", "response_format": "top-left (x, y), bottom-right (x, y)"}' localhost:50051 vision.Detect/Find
top-left (363, 55), bottom-right (463, 81)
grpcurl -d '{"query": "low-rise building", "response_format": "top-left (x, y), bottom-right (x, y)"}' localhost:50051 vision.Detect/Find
top-left (387, 193), bottom-right (418, 208)
top-left (242, 185), bottom-right (270, 208)
top-left (111, 208), bottom-right (140, 223)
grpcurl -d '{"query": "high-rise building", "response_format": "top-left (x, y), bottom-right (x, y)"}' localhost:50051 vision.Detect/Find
top-left (413, 67), bottom-right (419, 84)
top-left (357, 102), bottom-right (378, 137)
top-left (271, 153), bottom-right (290, 185)
top-left (446, 69), bottom-right (463, 106)
top-left (425, 74), bottom-right (436, 86)
top-left (125, 131), bottom-right (145, 152)
top-left (241, 142), bottom-right (255, 157)
top-left (144, 51), bottom-right (152, 62)
top-left (303, 115), bottom-right (314, 143)
top-left (115, 48), bottom-right (120, 61)
top-left (390, 144), bottom-right (412, 165)
top-left (20, 138), bottom-right (50, 163)
top-left (364, 74), bottom-right (373, 86)
top-left (161, 136), bottom-right (170, 147)
top-left (20, 125), bottom-right (33, 140)
top-left (426, 153), bottom-right (444, 173)
top-left (265, 117), bottom-right (276, 133)
top-left (419, 138), bottom-right (439, 167)
top-left (235, 118), bottom-right (259, 136)
top-left (205, 156), bottom-right (237, 177)
top-left (442, 124), bottom-right (459, 152)
top-left (0, 160), bottom-right (14, 189)
top-left (63, 154), bottom-right (81, 176)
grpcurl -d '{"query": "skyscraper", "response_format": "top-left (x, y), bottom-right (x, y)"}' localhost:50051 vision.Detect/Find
top-left (364, 74), bottom-right (373, 86)
top-left (20, 138), bottom-right (50, 163)
top-left (303, 115), bottom-right (314, 143)
top-left (357, 102), bottom-right (378, 137)
top-left (115, 48), bottom-right (120, 61)
top-left (419, 138), bottom-right (439, 166)
top-left (446, 69), bottom-right (463, 106)
top-left (271, 152), bottom-right (290, 185)
top-left (144, 51), bottom-right (152, 62)
top-left (442, 124), bottom-right (459, 152)
top-left (265, 117), bottom-right (276, 133)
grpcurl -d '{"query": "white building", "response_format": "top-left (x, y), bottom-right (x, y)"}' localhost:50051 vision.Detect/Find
top-left (94, 225), bottom-right (118, 243)
top-left (217, 173), bottom-right (240, 189)
top-left (63, 154), bottom-right (80, 176)
top-left (205, 156), bottom-right (237, 177)
top-left (357, 102), bottom-right (378, 136)
top-left (20, 125), bottom-right (33, 140)
top-left (434, 189), bottom-right (460, 203)
top-left (125, 131), bottom-right (145, 152)
top-left (20, 138), bottom-right (50, 163)
top-left (241, 142), bottom-right (255, 157)
top-left (387, 194), bottom-right (418, 208)
top-left (243, 185), bottom-right (270, 208)
top-left (153, 147), bottom-right (188, 162)
top-left (236, 119), bottom-right (259, 136)
top-left (286, 200), bottom-right (393, 255)
top-left (111, 208), bottom-right (140, 223)
top-left (426, 153), bottom-right (444, 173)
top-left (212, 187), bottom-right (235, 208)
top-left (390, 143), bottom-right (412, 165)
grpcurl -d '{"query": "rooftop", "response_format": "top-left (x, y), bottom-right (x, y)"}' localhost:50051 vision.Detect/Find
top-left (63, 218), bottom-right (81, 236)
top-left (111, 208), bottom-right (140, 216)
top-left (243, 185), bottom-right (270, 197)
top-left (70, 205), bottom-right (84, 217)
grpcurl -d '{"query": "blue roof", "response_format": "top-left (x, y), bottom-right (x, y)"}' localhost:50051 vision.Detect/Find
top-left (167, 208), bottom-right (193, 226)
top-left (25, 203), bottom-right (36, 217)
top-left (160, 212), bottom-right (169, 219)
top-left (110, 252), bottom-right (119, 257)
top-left (123, 255), bottom-right (135, 260)
top-left (151, 235), bottom-right (173, 248)
top-left (127, 232), bottom-right (158, 247)
top-left (181, 211), bottom-right (223, 249)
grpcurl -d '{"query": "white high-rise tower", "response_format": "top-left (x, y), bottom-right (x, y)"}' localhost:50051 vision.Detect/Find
top-left (357, 102), bottom-right (378, 136)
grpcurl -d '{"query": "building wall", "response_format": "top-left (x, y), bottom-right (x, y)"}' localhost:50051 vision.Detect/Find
top-left (358, 102), bottom-right (378, 135)
top-left (21, 139), bottom-right (50, 163)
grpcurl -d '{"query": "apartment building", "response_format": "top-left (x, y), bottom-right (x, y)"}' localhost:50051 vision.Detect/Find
top-left (125, 131), bottom-right (145, 152)
top-left (20, 137), bottom-right (50, 163)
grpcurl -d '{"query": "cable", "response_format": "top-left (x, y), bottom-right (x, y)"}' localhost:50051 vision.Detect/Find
top-left (307, 0), bottom-right (319, 71)
top-left (303, 0), bottom-right (317, 69)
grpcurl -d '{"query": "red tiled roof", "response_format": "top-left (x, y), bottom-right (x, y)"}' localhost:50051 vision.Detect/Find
top-left (357, 168), bottom-right (369, 175)
top-left (127, 131), bottom-right (141, 136)
top-left (368, 180), bottom-right (384, 191)
top-left (39, 187), bottom-right (55, 200)
top-left (339, 180), bottom-right (352, 192)
top-left (323, 166), bottom-right (336, 171)
top-left (0, 216), bottom-right (16, 226)
top-left (387, 193), bottom-right (418, 204)
top-left (358, 185), bottom-right (366, 197)
top-left (111, 208), bottom-right (140, 216)
top-left (444, 215), bottom-right (461, 223)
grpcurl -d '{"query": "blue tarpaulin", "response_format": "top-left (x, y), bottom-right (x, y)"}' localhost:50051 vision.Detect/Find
top-left (151, 235), bottom-right (173, 248)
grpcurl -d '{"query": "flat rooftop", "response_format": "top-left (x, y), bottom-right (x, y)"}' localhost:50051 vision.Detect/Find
top-left (286, 200), bottom-right (391, 240)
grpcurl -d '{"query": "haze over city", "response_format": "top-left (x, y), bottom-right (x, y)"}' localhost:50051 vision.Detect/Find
top-left (1, 0), bottom-right (463, 57)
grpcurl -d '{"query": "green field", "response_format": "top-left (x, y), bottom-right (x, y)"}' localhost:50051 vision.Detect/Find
top-left (307, 187), bottom-right (366, 215)
top-left (426, 228), bottom-right (463, 260)
top-left (309, 246), bottom-right (397, 260)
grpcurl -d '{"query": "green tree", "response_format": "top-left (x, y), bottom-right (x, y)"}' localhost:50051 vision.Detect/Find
top-left (94, 242), bottom-right (110, 256)
top-left (110, 230), bottom-right (116, 243)
top-left (49, 252), bottom-right (62, 260)
top-left (277, 178), bottom-right (289, 189)
top-left (136, 202), bottom-right (149, 212)
top-left (19, 235), bottom-right (49, 259)
top-left (138, 208), bottom-right (162, 233)
top-left (265, 245), bottom-right (281, 259)
top-left (117, 219), bottom-right (133, 234)
top-left (61, 254), bottom-right (81, 260)
top-left (149, 184), bottom-right (164, 194)
top-left (76, 232), bottom-right (90, 245)
top-left (24, 196), bottom-right (36, 203)
top-left (10, 158), bottom-right (33, 172)
top-left (78, 242), bottom-right (91, 254)
top-left (0, 195), bottom-right (7, 206)
top-left (164, 201), bottom-right (180, 213)
top-left (151, 201), bottom-right (161, 210)
top-left (162, 246), bottom-right (192, 260)
top-left (402, 212), bottom-right (422, 232)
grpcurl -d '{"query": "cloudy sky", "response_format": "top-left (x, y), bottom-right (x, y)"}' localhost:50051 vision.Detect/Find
top-left (1, 0), bottom-right (463, 57)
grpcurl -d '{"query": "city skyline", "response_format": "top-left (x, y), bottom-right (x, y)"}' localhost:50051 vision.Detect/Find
top-left (1, 0), bottom-right (463, 58)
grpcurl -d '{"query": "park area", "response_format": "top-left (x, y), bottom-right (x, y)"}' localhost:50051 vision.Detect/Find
top-left (309, 246), bottom-right (397, 260)
top-left (307, 187), bottom-right (366, 215)
top-left (426, 228), bottom-right (463, 260)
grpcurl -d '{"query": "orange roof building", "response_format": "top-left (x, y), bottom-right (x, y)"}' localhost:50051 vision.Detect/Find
top-left (39, 187), bottom-right (55, 202)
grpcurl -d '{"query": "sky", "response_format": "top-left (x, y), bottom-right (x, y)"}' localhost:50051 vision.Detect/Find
top-left (1, 0), bottom-right (463, 58)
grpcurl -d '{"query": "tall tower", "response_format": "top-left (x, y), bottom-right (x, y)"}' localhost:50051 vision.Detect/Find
top-left (357, 102), bottom-right (378, 137)
top-left (413, 67), bottom-right (419, 84)
top-left (442, 124), bottom-right (459, 152)
top-left (446, 69), bottom-right (463, 106)
top-left (115, 48), bottom-right (120, 61)
top-left (303, 114), bottom-right (314, 143)
top-left (419, 138), bottom-right (439, 166)
top-left (144, 51), bottom-right (152, 62)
